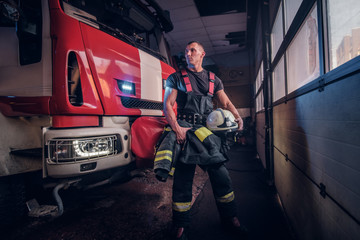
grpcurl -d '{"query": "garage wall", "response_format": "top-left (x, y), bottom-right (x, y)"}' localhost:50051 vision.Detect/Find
top-left (253, 0), bottom-right (360, 239)
top-left (253, 2), bottom-right (267, 169)
top-left (273, 73), bottom-right (360, 240)
top-left (256, 111), bottom-right (266, 168)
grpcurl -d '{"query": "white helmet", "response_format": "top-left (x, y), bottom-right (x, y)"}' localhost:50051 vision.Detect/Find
top-left (206, 108), bottom-right (238, 132)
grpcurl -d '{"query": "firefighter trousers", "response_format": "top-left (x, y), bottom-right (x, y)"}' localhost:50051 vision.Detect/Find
top-left (172, 161), bottom-right (237, 227)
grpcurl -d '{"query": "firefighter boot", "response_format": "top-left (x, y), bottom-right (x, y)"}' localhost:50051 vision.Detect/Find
top-left (222, 217), bottom-right (248, 237)
top-left (174, 227), bottom-right (188, 240)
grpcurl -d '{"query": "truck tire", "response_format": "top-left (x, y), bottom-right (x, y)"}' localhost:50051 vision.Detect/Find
top-left (0, 175), bottom-right (27, 229)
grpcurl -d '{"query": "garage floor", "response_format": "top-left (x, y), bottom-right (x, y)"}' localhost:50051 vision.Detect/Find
top-left (2, 145), bottom-right (295, 240)
top-left (189, 145), bottom-right (296, 240)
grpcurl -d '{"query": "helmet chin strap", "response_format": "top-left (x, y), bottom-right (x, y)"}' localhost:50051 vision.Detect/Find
top-left (216, 108), bottom-right (231, 128)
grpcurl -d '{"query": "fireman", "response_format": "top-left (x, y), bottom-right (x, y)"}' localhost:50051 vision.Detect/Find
top-left (164, 41), bottom-right (247, 239)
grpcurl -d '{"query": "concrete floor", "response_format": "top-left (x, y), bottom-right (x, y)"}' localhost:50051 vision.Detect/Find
top-left (2, 145), bottom-right (295, 240)
top-left (189, 145), bottom-right (296, 240)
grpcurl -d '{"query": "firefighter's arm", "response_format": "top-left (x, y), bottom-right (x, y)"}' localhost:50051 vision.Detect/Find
top-left (164, 87), bottom-right (190, 144)
top-left (215, 89), bottom-right (243, 130)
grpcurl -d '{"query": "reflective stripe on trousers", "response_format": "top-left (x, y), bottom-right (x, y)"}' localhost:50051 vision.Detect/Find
top-left (154, 150), bottom-right (172, 162)
top-left (172, 162), bottom-right (237, 227)
top-left (216, 191), bottom-right (235, 203)
top-left (173, 201), bottom-right (192, 212)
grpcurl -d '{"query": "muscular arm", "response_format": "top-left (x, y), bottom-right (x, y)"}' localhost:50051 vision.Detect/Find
top-left (164, 87), bottom-right (190, 144)
top-left (215, 89), bottom-right (243, 130)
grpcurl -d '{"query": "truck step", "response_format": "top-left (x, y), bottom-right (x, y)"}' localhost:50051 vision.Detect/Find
top-left (26, 199), bottom-right (58, 218)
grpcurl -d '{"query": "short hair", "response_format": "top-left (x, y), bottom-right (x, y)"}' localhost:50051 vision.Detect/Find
top-left (187, 41), bottom-right (205, 51)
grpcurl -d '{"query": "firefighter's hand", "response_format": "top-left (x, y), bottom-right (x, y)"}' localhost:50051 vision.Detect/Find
top-left (235, 117), bottom-right (243, 131)
top-left (175, 127), bottom-right (191, 144)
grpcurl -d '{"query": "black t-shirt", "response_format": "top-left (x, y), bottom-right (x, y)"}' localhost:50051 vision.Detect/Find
top-left (166, 69), bottom-right (224, 109)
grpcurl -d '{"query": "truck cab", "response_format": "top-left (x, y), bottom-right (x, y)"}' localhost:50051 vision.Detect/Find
top-left (0, 0), bottom-right (174, 220)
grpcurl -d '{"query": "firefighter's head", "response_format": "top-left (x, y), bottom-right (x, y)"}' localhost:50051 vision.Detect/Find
top-left (185, 41), bottom-right (206, 68)
top-left (206, 108), bottom-right (238, 132)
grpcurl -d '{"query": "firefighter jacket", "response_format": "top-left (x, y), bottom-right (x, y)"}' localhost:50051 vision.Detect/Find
top-left (154, 120), bottom-right (228, 182)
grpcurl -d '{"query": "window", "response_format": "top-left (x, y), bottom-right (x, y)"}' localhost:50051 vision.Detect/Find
top-left (284, 0), bottom-right (303, 32)
top-left (255, 61), bottom-right (263, 94)
top-left (273, 56), bottom-right (286, 101)
top-left (271, 4), bottom-right (284, 61)
top-left (327, 0), bottom-right (360, 70)
top-left (286, 4), bottom-right (319, 93)
top-left (61, 0), bottom-right (166, 61)
top-left (138, 31), bottom-right (160, 53)
top-left (255, 62), bottom-right (264, 112)
top-left (17, 0), bottom-right (42, 65)
top-left (256, 91), bottom-right (264, 112)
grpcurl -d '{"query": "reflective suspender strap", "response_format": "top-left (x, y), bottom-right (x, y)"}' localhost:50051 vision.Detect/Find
top-left (208, 71), bottom-right (215, 96)
top-left (181, 69), bottom-right (192, 92)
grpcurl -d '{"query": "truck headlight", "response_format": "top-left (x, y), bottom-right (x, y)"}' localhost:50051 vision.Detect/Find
top-left (47, 135), bottom-right (120, 163)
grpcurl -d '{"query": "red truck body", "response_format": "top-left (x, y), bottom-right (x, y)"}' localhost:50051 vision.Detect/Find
top-left (0, 0), bottom-right (174, 178)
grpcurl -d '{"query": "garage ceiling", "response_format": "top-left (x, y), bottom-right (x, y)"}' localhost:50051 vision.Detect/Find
top-left (156, 0), bottom-right (256, 57)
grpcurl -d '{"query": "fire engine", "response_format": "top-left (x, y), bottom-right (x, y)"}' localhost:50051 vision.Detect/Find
top-left (0, 0), bottom-right (174, 222)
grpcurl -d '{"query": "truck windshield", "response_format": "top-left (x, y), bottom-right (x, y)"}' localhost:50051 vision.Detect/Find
top-left (61, 0), bottom-right (167, 61)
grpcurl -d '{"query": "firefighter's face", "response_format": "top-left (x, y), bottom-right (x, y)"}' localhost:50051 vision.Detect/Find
top-left (185, 42), bottom-right (205, 67)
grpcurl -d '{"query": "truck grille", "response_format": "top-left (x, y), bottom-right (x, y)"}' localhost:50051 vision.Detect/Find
top-left (120, 97), bottom-right (163, 110)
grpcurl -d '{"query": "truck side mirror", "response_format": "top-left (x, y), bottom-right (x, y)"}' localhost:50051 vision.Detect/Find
top-left (0, 0), bottom-right (20, 22)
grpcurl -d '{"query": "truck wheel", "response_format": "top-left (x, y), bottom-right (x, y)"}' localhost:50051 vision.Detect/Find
top-left (0, 175), bottom-right (26, 229)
